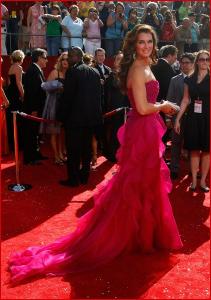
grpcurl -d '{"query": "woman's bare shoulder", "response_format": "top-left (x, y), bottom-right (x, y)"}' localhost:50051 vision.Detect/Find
top-left (9, 64), bottom-right (23, 75)
top-left (47, 69), bottom-right (57, 80)
top-left (127, 65), bottom-right (146, 88)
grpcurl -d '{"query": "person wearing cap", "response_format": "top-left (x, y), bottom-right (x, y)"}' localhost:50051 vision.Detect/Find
top-left (105, 2), bottom-right (128, 57)
top-left (188, 12), bottom-right (199, 52)
top-left (141, 2), bottom-right (163, 38)
top-left (59, 47), bottom-right (103, 187)
top-left (199, 14), bottom-right (210, 51)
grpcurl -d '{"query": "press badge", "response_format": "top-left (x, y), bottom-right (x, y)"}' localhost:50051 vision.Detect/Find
top-left (194, 99), bottom-right (202, 113)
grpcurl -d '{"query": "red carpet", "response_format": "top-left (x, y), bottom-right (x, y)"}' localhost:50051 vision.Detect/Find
top-left (1, 145), bottom-right (210, 299)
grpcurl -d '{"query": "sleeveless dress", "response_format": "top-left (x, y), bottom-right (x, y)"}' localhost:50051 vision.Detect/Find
top-left (183, 74), bottom-right (210, 152)
top-left (0, 77), bottom-right (9, 155)
top-left (30, 4), bottom-right (46, 48)
top-left (6, 74), bottom-right (23, 150)
top-left (6, 74), bottom-right (23, 111)
top-left (8, 80), bottom-right (183, 284)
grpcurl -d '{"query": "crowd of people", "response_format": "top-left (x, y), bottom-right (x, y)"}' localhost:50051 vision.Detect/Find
top-left (1, 1), bottom-right (210, 57)
top-left (0, 4), bottom-right (209, 287)
top-left (1, 4), bottom-right (210, 194)
top-left (1, 44), bottom-right (210, 191)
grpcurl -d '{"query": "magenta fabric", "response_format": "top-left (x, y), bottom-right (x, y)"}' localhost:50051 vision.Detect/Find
top-left (8, 80), bottom-right (183, 284)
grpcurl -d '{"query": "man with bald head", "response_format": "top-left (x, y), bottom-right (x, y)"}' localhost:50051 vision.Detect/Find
top-left (59, 47), bottom-right (103, 187)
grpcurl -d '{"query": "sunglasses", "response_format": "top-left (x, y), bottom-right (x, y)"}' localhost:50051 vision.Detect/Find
top-left (90, 10), bottom-right (97, 13)
top-left (198, 57), bottom-right (210, 62)
top-left (41, 56), bottom-right (47, 60)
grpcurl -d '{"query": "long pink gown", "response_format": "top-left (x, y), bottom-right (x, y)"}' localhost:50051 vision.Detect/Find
top-left (8, 80), bottom-right (183, 283)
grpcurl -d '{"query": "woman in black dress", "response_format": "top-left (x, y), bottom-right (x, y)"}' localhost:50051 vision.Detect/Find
top-left (6, 50), bottom-right (25, 150)
top-left (175, 50), bottom-right (210, 192)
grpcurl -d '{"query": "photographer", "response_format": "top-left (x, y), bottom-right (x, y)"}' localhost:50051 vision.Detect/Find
top-left (160, 10), bottom-right (177, 47)
top-left (127, 8), bottom-right (139, 32)
top-left (83, 7), bottom-right (104, 56)
top-left (105, 2), bottom-right (128, 57)
top-left (39, 4), bottom-right (62, 56)
top-left (141, 2), bottom-right (163, 38)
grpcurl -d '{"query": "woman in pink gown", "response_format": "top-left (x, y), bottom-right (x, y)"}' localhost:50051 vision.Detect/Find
top-left (8, 24), bottom-right (183, 284)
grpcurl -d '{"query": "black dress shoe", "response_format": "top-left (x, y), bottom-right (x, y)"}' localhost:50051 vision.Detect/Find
top-left (170, 171), bottom-right (178, 180)
top-left (79, 171), bottom-right (89, 185)
top-left (200, 186), bottom-right (210, 193)
top-left (59, 179), bottom-right (79, 187)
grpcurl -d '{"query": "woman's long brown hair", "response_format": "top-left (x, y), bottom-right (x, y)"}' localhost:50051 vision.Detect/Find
top-left (117, 24), bottom-right (158, 94)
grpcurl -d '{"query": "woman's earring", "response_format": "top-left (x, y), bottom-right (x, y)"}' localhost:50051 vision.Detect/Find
top-left (133, 53), bottom-right (136, 60)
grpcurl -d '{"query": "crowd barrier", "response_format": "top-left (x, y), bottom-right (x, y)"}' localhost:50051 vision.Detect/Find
top-left (2, 31), bottom-right (177, 54)
top-left (8, 106), bottom-right (130, 192)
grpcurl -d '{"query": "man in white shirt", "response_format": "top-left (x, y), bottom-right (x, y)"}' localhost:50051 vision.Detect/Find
top-left (1, 4), bottom-right (9, 55)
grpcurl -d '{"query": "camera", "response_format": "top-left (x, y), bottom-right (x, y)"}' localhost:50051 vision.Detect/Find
top-left (165, 13), bottom-right (172, 21)
top-left (147, 7), bottom-right (152, 15)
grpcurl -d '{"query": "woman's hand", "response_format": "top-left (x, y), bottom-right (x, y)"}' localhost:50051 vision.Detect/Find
top-left (174, 119), bottom-right (181, 134)
top-left (160, 101), bottom-right (179, 116)
top-left (1, 101), bottom-right (9, 110)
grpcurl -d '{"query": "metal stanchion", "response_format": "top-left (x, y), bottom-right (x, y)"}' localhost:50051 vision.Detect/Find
top-left (8, 112), bottom-right (32, 192)
top-left (123, 107), bottom-right (128, 124)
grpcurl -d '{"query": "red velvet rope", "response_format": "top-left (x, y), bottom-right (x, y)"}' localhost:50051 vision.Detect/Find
top-left (13, 107), bottom-right (128, 123)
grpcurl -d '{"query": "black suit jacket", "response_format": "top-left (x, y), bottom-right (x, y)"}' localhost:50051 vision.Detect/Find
top-left (94, 64), bottom-right (111, 112)
top-left (23, 63), bottom-right (46, 115)
top-left (61, 62), bottom-right (103, 127)
top-left (151, 59), bottom-right (177, 102)
top-left (94, 64), bottom-right (111, 81)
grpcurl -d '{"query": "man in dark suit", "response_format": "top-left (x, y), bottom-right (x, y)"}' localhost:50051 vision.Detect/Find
top-left (152, 45), bottom-right (178, 103)
top-left (151, 45), bottom-right (178, 145)
top-left (22, 48), bottom-right (48, 165)
top-left (166, 53), bottom-right (195, 179)
top-left (93, 48), bottom-right (111, 157)
top-left (93, 47), bottom-right (111, 112)
top-left (59, 47), bottom-right (103, 187)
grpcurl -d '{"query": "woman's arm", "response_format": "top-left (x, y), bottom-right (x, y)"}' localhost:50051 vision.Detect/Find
top-left (174, 84), bottom-right (190, 134)
top-left (1, 87), bottom-right (10, 109)
top-left (122, 18), bottom-right (128, 31)
top-left (47, 69), bottom-right (57, 81)
top-left (83, 18), bottom-right (89, 30)
top-left (61, 16), bottom-right (71, 37)
top-left (131, 67), bottom-right (176, 115)
top-left (97, 17), bottom-right (104, 28)
top-left (61, 25), bottom-right (71, 37)
top-left (106, 13), bottom-right (115, 27)
top-left (27, 7), bottom-right (32, 31)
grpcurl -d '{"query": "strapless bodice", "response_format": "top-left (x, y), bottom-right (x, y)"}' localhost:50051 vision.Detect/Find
top-left (127, 80), bottom-right (159, 109)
